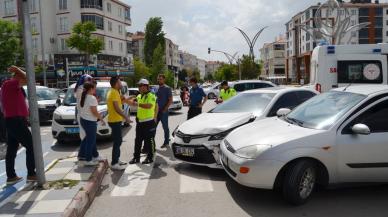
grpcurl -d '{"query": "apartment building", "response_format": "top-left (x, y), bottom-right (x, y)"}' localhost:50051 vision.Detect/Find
top-left (130, 31), bottom-right (145, 62)
top-left (260, 38), bottom-right (287, 79)
top-left (0, 0), bottom-right (131, 67)
top-left (285, 0), bottom-right (388, 83)
top-left (179, 51), bottom-right (197, 72)
top-left (196, 58), bottom-right (206, 79)
top-left (205, 61), bottom-right (223, 77)
top-left (165, 38), bottom-right (180, 72)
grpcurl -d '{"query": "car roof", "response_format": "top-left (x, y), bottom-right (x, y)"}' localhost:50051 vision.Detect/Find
top-left (243, 86), bottom-right (317, 95)
top-left (332, 85), bottom-right (388, 96)
top-left (69, 81), bottom-right (112, 88)
top-left (233, 80), bottom-right (273, 84)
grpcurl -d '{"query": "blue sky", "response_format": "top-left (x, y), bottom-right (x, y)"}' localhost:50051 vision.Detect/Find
top-left (124, 0), bottom-right (388, 62)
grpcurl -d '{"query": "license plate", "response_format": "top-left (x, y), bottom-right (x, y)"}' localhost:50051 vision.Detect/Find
top-left (65, 127), bottom-right (80, 134)
top-left (175, 147), bottom-right (195, 157)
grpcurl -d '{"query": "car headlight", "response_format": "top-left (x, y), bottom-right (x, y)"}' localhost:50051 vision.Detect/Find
top-left (53, 112), bottom-right (61, 120)
top-left (209, 130), bottom-right (233, 141)
top-left (235, 145), bottom-right (271, 159)
top-left (172, 126), bottom-right (179, 137)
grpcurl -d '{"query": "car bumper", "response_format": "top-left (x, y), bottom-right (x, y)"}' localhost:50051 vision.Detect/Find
top-left (169, 103), bottom-right (183, 111)
top-left (171, 137), bottom-right (222, 169)
top-left (220, 142), bottom-right (284, 189)
top-left (52, 119), bottom-right (112, 142)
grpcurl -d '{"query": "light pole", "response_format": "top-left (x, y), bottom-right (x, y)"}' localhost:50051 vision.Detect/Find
top-left (208, 48), bottom-right (241, 80)
top-left (38, 0), bottom-right (47, 87)
top-left (235, 26), bottom-right (268, 61)
top-left (19, 0), bottom-right (46, 186)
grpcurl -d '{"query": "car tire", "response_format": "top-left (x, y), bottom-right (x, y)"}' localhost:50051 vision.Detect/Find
top-left (208, 93), bottom-right (216, 99)
top-left (282, 160), bottom-right (317, 206)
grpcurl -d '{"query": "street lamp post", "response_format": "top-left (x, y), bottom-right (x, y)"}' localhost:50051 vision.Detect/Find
top-left (235, 26), bottom-right (268, 61)
top-left (19, 0), bottom-right (46, 186)
top-left (38, 0), bottom-right (47, 87)
top-left (208, 48), bottom-right (241, 80)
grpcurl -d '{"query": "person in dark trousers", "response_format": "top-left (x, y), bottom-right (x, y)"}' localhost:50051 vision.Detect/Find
top-left (2, 66), bottom-right (36, 185)
top-left (128, 79), bottom-right (158, 165)
top-left (0, 79), bottom-right (7, 143)
top-left (107, 76), bottom-right (132, 171)
top-left (188, 77), bottom-right (207, 120)
top-left (156, 74), bottom-right (172, 148)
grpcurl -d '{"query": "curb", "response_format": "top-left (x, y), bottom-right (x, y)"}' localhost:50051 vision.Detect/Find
top-left (63, 160), bottom-right (109, 217)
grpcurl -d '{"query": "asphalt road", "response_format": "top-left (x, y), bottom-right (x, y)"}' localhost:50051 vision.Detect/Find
top-left (1, 102), bottom-right (388, 216)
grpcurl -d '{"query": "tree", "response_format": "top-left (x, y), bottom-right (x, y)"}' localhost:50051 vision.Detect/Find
top-left (126, 58), bottom-right (151, 86)
top-left (179, 69), bottom-right (188, 82)
top-left (144, 17), bottom-right (165, 66)
top-left (164, 70), bottom-right (175, 87)
top-left (204, 73), bottom-right (214, 81)
top-left (0, 20), bottom-right (23, 74)
top-left (149, 43), bottom-right (166, 83)
top-left (66, 22), bottom-right (104, 66)
top-left (214, 64), bottom-right (238, 81)
top-left (240, 55), bottom-right (261, 79)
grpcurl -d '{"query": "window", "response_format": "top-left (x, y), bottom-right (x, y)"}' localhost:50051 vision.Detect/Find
top-left (234, 82), bottom-right (273, 92)
top-left (4, 0), bottom-right (15, 16)
top-left (30, 0), bottom-right (37, 12)
top-left (338, 61), bottom-right (383, 84)
top-left (32, 38), bottom-right (38, 49)
top-left (59, 17), bottom-right (68, 33)
top-left (107, 2), bottom-right (111, 12)
top-left (268, 92), bottom-right (299, 117)
top-left (108, 21), bottom-right (112, 31)
top-left (31, 17), bottom-right (37, 33)
top-left (359, 8), bottom-right (369, 17)
top-left (109, 40), bottom-right (113, 50)
top-left (118, 25), bottom-right (123, 34)
top-left (125, 8), bottom-right (131, 20)
top-left (295, 91), bottom-right (316, 104)
top-left (60, 38), bottom-right (67, 51)
top-left (375, 18), bottom-right (383, 28)
top-left (306, 43), bottom-right (310, 51)
top-left (352, 9), bottom-right (357, 15)
top-left (346, 100), bottom-right (388, 133)
top-left (118, 7), bottom-right (122, 17)
top-left (375, 8), bottom-right (383, 17)
top-left (80, 0), bottom-right (102, 10)
top-left (119, 42), bottom-right (123, 52)
top-left (81, 15), bottom-right (104, 30)
top-left (59, 0), bottom-right (67, 10)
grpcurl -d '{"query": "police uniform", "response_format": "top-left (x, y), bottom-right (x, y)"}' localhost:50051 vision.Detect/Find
top-left (133, 91), bottom-right (157, 161)
top-left (220, 88), bottom-right (236, 101)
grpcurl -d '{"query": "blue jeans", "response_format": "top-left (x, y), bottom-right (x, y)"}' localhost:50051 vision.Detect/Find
top-left (79, 118), bottom-right (99, 162)
top-left (109, 122), bottom-right (122, 165)
top-left (157, 111), bottom-right (170, 145)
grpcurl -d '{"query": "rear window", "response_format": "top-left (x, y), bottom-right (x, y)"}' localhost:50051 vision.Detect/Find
top-left (234, 82), bottom-right (273, 92)
top-left (338, 61), bottom-right (383, 84)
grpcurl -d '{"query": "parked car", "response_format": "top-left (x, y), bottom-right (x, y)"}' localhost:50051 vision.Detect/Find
top-left (220, 85), bottom-right (388, 205)
top-left (231, 80), bottom-right (276, 93)
top-left (172, 87), bottom-right (318, 168)
top-left (203, 82), bottom-right (221, 99)
top-left (23, 86), bottom-right (59, 122)
top-left (51, 81), bottom-right (129, 143)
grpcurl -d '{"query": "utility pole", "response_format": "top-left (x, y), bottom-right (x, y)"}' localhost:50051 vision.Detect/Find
top-left (19, 0), bottom-right (46, 186)
top-left (38, 0), bottom-right (47, 87)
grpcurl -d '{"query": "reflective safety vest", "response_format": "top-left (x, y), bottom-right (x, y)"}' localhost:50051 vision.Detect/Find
top-left (220, 88), bottom-right (236, 101)
top-left (136, 92), bottom-right (157, 122)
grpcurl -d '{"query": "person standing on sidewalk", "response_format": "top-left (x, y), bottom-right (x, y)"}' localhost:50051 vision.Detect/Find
top-left (2, 66), bottom-right (36, 184)
top-left (78, 82), bottom-right (106, 166)
top-left (156, 74), bottom-right (172, 148)
top-left (129, 79), bottom-right (158, 165)
top-left (0, 79), bottom-right (7, 143)
top-left (187, 77), bottom-right (207, 120)
top-left (107, 76), bottom-right (132, 171)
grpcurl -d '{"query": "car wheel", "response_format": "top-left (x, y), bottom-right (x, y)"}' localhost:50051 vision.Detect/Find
top-left (282, 160), bottom-right (317, 205)
top-left (208, 93), bottom-right (216, 99)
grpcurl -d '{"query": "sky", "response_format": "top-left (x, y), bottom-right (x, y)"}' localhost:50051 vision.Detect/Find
top-left (124, 0), bottom-right (387, 62)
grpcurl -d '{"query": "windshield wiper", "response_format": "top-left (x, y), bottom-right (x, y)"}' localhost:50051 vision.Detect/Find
top-left (285, 117), bottom-right (304, 127)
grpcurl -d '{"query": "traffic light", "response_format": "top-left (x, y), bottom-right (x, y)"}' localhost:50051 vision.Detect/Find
top-left (208, 48), bottom-right (211, 54)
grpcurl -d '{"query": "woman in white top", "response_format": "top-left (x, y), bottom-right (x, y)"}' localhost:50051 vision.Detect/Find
top-left (78, 82), bottom-right (105, 166)
top-left (75, 75), bottom-right (93, 143)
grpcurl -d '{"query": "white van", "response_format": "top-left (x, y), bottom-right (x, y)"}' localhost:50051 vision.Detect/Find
top-left (52, 81), bottom-right (129, 143)
top-left (309, 44), bottom-right (388, 92)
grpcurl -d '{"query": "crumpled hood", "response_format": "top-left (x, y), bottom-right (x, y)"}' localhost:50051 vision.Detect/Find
top-left (178, 112), bottom-right (255, 135)
top-left (225, 117), bottom-right (323, 150)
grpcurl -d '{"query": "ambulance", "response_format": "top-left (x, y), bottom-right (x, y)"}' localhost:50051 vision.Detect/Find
top-left (309, 44), bottom-right (388, 92)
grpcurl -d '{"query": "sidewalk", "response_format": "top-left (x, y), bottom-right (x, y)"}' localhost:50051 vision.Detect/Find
top-left (0, 156), bottom-right (108, 217)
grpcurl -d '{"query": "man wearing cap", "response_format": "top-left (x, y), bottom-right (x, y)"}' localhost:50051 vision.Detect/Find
top-left (128, 79), bottom-right (158, 164)
top-left (2, 66), bottom-right (36, 184)
top-left (218, 80), bottom-right (236, 103)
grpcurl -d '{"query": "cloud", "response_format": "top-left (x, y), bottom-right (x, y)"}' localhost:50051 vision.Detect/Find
top-left (124, 0), bottom-right (388, 62)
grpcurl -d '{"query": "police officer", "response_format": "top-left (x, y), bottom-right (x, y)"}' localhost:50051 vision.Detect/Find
top-left (129, 79), bottom-right (158, 165)
top-left (218, 80), bottom-right (236, 103)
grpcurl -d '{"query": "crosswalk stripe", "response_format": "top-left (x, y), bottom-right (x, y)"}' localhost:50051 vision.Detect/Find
top-left (110, 158), bottom-right (154, 197)
top-left (179, 170), bottom-right (214, 194)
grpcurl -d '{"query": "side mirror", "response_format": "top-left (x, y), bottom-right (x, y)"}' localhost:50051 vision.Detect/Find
top-left (56, 98), bottom-right (62, 107)
top-left (351, 124), bottom-right (371, 135)
top-left (277, 108), bottom-right (292, 117)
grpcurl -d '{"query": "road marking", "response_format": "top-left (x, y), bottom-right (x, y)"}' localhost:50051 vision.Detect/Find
top-left (0, 172), bottom-right (5, 177)
top-left (179, 169), bottom-right (214, 194)
top-left (43, 152), bottom-right (49, 157)
top-left (111, 158), bottom-right (154, 197)
top-left (0, 148), bottom-right (26, 163)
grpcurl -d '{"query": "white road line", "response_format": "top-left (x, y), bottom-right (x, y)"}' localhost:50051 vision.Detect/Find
top-left (0, 172), bottom-right (5, 177)
top-left (0, 148), bottom-right (26, 163)
top-left (111, 158), bottom-right (154, 197)
top-left (179, 170), bottom-right (214, 194)
top-left (43, 152), bottom-right (49, 157)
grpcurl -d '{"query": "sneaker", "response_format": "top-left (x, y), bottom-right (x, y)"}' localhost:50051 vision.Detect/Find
top-left (119, 160), bottom-right (128, 166)
top-left (161, 144), bottom-right (169, 148)
top-left (27, 176), bottom-right (38, 183)
top-left (129, 158), bottom-right (140, 164)
top-left (142, 158), bottom-right (153, 165)
top-left (111, 163), bottom-right (126, 171)
top-left (6, 176), bottom-right (23, 185)
top-left (93, 156), bottom-right (106, 162)
top-left (84, 161), bottom-right (99, 166)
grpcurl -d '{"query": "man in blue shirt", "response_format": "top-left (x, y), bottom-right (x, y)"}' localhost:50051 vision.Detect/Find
top-left (156, 74), bottom-right (173, 148)
top-left (188, 77), bottom-right (207, 120)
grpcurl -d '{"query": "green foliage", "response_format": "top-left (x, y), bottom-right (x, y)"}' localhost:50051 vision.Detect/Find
top-left (214, 64), bottom-right (238, 81)
top-left (240, 55), bottom-right (261, 79)
top-left (178, 69), bottom-right (188, 82)
top-left (126, 58), bottom-right (151, 87)
top-left (149, 43), bottom-right (166, 83)
top-left (66, 22), bottom-right (104, 66)
top-left (164, 70), bottom-right (175, 87)
top-left (34, 64), bottom-right (47, 76)
top-left (144, 17), bottom-right (165, 66)
top-left (0, 20), bottom-right (23, 74)
top-left (204, 73), bottom-right (214, 81)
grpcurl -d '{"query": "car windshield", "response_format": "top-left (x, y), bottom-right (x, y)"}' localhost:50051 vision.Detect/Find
top-left (286, 91), bottom-right (366, 130)
top-left (63, 87), bottom-right (110, 106)
top-left (36, 88), bottom-right (58, 101)
top-left (211, 92), bottom-right (276, 116)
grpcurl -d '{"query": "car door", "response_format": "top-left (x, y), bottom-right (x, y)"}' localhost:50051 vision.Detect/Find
top-left (267, 92), bottom-right (299, 117)
top-left (336, 98), bottom-right (388, 182)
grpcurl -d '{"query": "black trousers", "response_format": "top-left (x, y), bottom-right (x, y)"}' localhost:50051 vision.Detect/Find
top-left (134, 120), bottom-right (156, 159)
top-left (0, 111), bottom-right (6, 142)
top-left (187, 107), bottom-right (202, 120)
top-left (5, 117), bottom-right (36, 178)
top-left (109, 122), bottom-right (123, 165)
